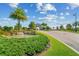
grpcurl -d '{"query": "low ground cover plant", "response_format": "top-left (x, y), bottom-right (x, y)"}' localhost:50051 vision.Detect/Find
top-left (0, 35), bottom-right (49, 56)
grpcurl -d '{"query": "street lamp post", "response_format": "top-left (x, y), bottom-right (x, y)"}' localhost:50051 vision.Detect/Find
top-left (73, 12), bottom-right (77, 32)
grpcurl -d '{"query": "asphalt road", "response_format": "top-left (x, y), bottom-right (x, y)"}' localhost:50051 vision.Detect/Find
top-left (47, 31), bottom-right (79, 52)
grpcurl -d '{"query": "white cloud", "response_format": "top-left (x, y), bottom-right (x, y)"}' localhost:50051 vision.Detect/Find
top-left (53, 20), bottom-right (57, 23)
top-left (46, 15), bottom-right (57, 20)
top-left (1, 18), bottom-right (9, 20)
top-left (36, 3), bottom-right (56, 14)
top-left (60, 12), bottom-right (70, 16)
top-left (65, 12), bottom-right (70, 15)
top-left (60, 12), bottom-right (64, 15)
top-left (27, 16), bottom-right (29, 18)
top-left (60, 16), bottom-right (65, 19)
top-left (69, 3), bottom-right (79, 9)
top-left (43, 4), bottom-right (56, 11)
top-left (33, 16), bottom-right (35, 18)
top-left (38, 17), bottom-right (43, 20)
top-left (25, 9), bottom-right (28, 13)
top-left (66, 6), bottom-right (70, 10)
top-left (36, 3), bottom-right (43, 11)
top-left (9, 3), bottom-right (19, 8)
top-left (40, 11), bottom-right (46, 14)
top-left (39, 14), bottom-right (58, 22)
top-left (0, 18), bottom-right (17, 26)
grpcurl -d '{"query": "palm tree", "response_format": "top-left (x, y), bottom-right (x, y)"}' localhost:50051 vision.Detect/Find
top-left (9, 8), bottom-right (27, 31)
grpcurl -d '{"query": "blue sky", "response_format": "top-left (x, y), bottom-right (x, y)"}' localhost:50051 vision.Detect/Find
top-left (0, 3), bottom-right (79, 28)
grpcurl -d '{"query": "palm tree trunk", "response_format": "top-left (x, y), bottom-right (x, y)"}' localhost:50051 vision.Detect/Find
top-left (17, 19), bottom-right (20, 32)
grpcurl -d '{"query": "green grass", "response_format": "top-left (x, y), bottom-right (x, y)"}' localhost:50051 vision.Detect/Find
top-left (37, 31), bottom-right (79, 56)
top-left (0, 35), bottom-right (49, 56)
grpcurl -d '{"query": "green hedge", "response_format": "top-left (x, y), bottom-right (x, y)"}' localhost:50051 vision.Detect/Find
top-left (0, 35), bottom-right (49, 56)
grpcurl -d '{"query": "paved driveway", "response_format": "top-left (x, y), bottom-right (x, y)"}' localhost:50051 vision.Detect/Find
top-left (47, 31), bottom-right (79, 52)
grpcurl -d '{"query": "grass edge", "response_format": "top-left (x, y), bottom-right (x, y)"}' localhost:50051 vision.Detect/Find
top-left (37, 31), bottom-right (79, 55)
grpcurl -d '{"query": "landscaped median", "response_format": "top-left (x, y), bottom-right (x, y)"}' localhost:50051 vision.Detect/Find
top-left (37, 31), bottom-right (79, 56)
top-left (0, 31), bottom-right (78, 56)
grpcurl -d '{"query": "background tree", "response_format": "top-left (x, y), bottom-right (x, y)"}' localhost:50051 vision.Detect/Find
top-left (41, 23), bottom-right (47, 26)
top-left (56, 26), bottom-right (59, 30)
top-left (22, 27), bottom-right (27, 31)
top-left (29, 21), bottom-right (36, 30)
top-left (46, 26), bottom-right (51, 30)
top-left (9, 8), bottom-right (27, 31)
top-left (73, 21), bottom-right (79, 32)
top-left (41, 23), bottom-right (47, 30)
top-left (3, 26), bottom-right (13, 32)
top-left (66, 24), bottom-right (73, 31)
top-left (0, 26), bottom-right (2, 30)
top-left (60, 25), bottom-right (64, 30)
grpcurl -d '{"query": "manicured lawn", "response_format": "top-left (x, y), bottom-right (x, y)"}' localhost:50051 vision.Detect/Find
top-left (0, 35), bottom-right (49, 56)
top-left (37, 31), bottom-right (79, 56)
